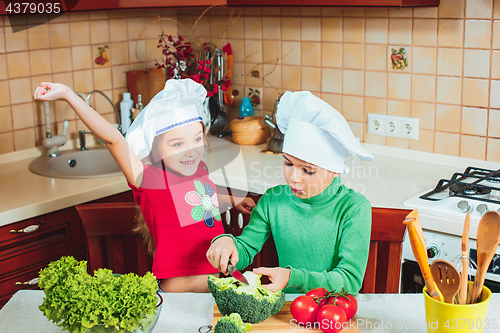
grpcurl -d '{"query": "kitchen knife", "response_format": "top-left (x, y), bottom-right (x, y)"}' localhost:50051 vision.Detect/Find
top-left (404, 209), bottom-right (442, 301)
top-left (227, 262), bottom-right (249, 285)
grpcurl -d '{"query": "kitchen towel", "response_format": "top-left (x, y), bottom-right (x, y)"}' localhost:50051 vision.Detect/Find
top-left (0, 290), bottom-right (215, 333)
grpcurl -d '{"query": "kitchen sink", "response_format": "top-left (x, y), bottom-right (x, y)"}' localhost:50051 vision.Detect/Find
top-left (29, 148), bottom-right (122, 179)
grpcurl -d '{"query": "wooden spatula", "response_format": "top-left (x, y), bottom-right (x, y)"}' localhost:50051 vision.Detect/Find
top-left (431, 260), bottom-right (461, 304)
top-left (460, 212), bottom-right (470, 305)
top-left (470, 211), bottom-right (500, 303)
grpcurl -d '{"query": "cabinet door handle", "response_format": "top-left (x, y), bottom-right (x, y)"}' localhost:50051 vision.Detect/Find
top-left (15, 277), bottom-right (40, 286)
top-left (225, 211), bottom-right (231, 225)
top-left (10, 221), bottom-right (44, 234)
top-left (238, 213), bottom-right (243, 229)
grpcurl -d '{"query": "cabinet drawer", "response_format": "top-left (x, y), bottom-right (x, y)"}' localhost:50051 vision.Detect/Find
top-left (0, 252), bottom-right (85, 308)
top-left (0, 207), bottom-right (84, 277)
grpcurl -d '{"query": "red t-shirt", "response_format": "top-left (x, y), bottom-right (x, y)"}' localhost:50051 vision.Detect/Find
top-left (128, 161), bottom-right (223, 279)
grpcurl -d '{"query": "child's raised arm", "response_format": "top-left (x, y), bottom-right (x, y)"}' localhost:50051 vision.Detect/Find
top-left (34, 82), bottom-right (143, 187)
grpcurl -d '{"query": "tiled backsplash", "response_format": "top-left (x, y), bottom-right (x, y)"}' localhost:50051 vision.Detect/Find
top-left (1, 0), bottom-right (500, 162)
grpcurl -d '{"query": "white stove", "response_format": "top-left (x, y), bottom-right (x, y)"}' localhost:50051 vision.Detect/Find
top-left (401, 167), bottom-right (500, 290)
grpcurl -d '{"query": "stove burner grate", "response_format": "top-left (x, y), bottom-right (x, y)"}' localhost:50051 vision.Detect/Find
top-left (449, 184), bottom-right (491, 198)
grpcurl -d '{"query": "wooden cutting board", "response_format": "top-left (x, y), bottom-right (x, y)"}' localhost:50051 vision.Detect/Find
top-left (126, 67), bottom-right (165, 106)
top-left (213, 301), bottom-right (360, 332)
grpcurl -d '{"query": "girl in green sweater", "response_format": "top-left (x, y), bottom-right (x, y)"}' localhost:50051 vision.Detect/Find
top-left (207, 91), bottom-right (374, 294)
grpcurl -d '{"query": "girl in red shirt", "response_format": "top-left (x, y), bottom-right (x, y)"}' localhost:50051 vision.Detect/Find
top-left (34, 79), bottom-right (254, 292)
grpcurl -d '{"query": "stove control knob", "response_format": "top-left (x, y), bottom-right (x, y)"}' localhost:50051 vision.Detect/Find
top-left (477, 204), bottom-right (488, 215)
top-left (457, 200), bottom-right (471, 213)
top-left (427, 245), bottom-right (440, 259)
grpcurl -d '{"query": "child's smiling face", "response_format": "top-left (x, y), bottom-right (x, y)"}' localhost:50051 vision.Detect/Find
top-left (282, 153), bottom-right (339, 199)
top-left (159, 121), bottom-right (205, 176)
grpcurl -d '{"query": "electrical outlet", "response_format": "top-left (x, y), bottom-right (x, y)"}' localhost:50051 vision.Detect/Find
top-left (385, 116), bottom-right (400, 137)
top-left (400, 117), bottom-right (419, 140)
top-left (367, 113), bottom-right (385, 135)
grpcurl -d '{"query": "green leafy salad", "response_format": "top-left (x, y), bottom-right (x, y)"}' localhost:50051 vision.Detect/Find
top-left (38, 256), bottom-right (158, 333)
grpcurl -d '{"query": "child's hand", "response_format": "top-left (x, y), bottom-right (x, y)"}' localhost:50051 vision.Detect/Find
top-left (34, 82), bottom-right (70, 101)
top-left (234, 197), bottom-right (256, 214)
top-left (253, 267), bottom-right (290, 293)
top-left (206, 236), bottom-right (238, 275)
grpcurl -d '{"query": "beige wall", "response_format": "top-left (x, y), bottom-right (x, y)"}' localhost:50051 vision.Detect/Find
top-left (1, 0), bottom-right (500, 162)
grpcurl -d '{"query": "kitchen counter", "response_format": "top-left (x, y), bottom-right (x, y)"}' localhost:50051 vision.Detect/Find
top-left (1, 290), bottom-right (499, 333)
top-left (1, 137), bottom-right (499, 235)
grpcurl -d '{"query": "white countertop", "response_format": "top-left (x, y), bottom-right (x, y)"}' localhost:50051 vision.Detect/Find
top-left (1, 137), bottom-right (499, 237)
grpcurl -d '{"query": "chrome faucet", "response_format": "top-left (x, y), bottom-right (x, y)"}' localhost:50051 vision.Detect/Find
top-left (86, 90), bottom-right (121, 132)
top-left (41, 101), bottom-right (69, 157)
top-left (78, 130), bottom-right (93, 150)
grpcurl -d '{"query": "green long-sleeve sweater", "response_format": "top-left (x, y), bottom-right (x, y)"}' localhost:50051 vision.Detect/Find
top-left (215, 176), bottom-right (372, 294)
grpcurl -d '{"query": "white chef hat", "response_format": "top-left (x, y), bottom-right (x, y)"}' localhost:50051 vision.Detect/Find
top-left (276, 91), bottom-right (374, 174)
top-left (126, 78), bottom-right (207, 161)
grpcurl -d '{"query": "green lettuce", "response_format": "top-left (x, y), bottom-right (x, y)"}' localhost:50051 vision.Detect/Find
top-left (38, 256), bottom-right (158, 333)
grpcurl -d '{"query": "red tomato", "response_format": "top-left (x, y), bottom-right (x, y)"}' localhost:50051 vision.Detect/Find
top-left (305, 288), bottom-right (330, 307)
top-left (327, 293), bottom-right (358, 320)
top-left (290, 295), bottom-right (320, 326)
top-left (316, 305), bottom-right (347, 333)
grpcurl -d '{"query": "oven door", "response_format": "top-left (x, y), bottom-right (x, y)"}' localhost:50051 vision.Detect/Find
top-left (401, 259), bottom-right (500, 294)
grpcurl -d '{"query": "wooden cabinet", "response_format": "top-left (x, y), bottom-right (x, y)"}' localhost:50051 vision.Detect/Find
top-left (0, 190), bottom-right (135, 308)
top-left (226, 0), bottom-right (439, 7)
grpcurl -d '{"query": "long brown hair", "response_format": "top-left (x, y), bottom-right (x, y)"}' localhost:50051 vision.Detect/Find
top-left (133, 121), bottom-right (208, 256)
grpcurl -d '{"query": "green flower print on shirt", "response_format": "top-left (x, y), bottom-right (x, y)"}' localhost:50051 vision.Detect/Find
top-left (185, 179), bottom-right (221, 227)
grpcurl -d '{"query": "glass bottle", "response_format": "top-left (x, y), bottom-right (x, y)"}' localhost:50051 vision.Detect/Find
top-left (239, 97), bottom-right (254, 118)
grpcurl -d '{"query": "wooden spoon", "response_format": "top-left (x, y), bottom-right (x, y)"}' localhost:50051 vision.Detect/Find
top-left (431, 260), bottom-right (461, 303)
top-left (459, 212), bottom-right (470, 305)
top-left (470, 211), bottom-right (500, 304)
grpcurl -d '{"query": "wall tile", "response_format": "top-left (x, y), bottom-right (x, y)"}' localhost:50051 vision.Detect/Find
top-left (72, 45), bottom-right (92, 70)
top-left (282, 17), bottom-right (300, 40)
top-left (414, 7), bottom-right (438, 18)
top-left (110, 42), bottom-right (129, 65)
top-left (209, 16), bottom-right (226, 40)
top-left (412, 47), bottom-right (436, 74)
top-left (460, 135), bottom-right (486, 160)
top-left (343, 69), bottom-right (364, 96)
top-left (52, 72), bottom-right (73, 90)
top-left (69, 12), bottom-right (89, 21)
top-left (7, 52), bottom-right (30, 78)
top-left (109, 19), bottom-right (128, 42)
top-left (0, 28), bottom-right (5, 54)
top-left (342, 96), bottom-right (364, 121)
top-left (28, 24), bottom-right (50, 50)
top-left (365, 71), bottom-right (387, 98)
top-left (490, 80), bottom-right (500, 108)
top-left (461, 106), bottom-right (487, 136)
top-left (412, 75), bottom-right (436, 102)
top-left (282, 41), bottom-right (300, 65)
top-left (343, 18), bottom-right (364, 43)
top-left (301, 67), bottom-right (321, 91)
top-left (489, 109), bottom-right (500, 137)
top-left (389, 8), bottom-right (412, 17)
top-left (93, 68), bottom-right (112, 91)
top-left (322, 8), bottom-right (343, 17)
top-left (0, 107), bottom-right (12, 133)
top-left (321, 93), bottom-right (342, 111)
top-left (281, 8), bottom-right (300, 16)
top-left (244, 16), bottom-right (262, 40)
top-left (365, 97), bottom-right (386, 115)
top-left (73, 70), bottom-right (93, 93)
top-left (410, 129), bottom-right (434, 152)
top-left (322, 43), bottom-right (342, 68)
top-left (301, 17), bottom-right (320, 41)
top-left (388, 73), bottom-right (411, 100)
top-left (366, 44), bottom-right (387, 71)
top-left (348, 121), bottom-right (364, 141)
top-left (281, 65), bottom-right (300, 90)
top-left (0, 55), bottom-right (7, 80)
top-left (464, 20), bottom-right (491, 48)
top-left (413, 19), bottom-right (437, 46)
top-left (366, 18), bottom-right (388, 44)
top-left (263, 63), bottom-right (281, 88)
top-left (439, 0), bottom-right (465, 18)
top-left (0, 81), bottom-right (11, 106)
top-left (344, 8), bottom-right (365, 17)
top-left (466, 0), bottom-right (493, 19)
top-left (364, 132), bottom-right (386, 145)
top-left (51, 48), bottom-right (72, 73)
top-left (9, 78), bottom-right (32, 104)
top-left (93, 90), bottom-right (114, 115)
top-left (127, 17), bottom-right (146, 40)
top-left (343, 43), bottom-right (364, 69)
top-left (321, 68), bottom-right (342, 93)
top-left (435, 132), bottom-right (459, 156)
top-left (301, 42), bottom-right (321, 67)
top-left (301, 8), bottom-right (321, 16)
top-left (112, 64), bottom-right (129, 89)
top-left (436, 104), bottom-right (461, 132)
top-left (386, 137), bottom-right (410, 149)
top-left (321, 17), bottom-right (342, 42)
top-left (30, 50), bottom-right (52, 75)
top-left (493, 20), bottom-right (500, 49)
top-left (263, 40), bottom-right (281, 64)
top-left (411, 102), bottom-right (435, 130)
top-left (12, 103), bottom-right (34, 130)
top-left (462, 78), bottom-right (489, 107)
top-left (90, 11), bottom-right (108, 20)
top-left (90, 20), bottom-right (110, 44)
top-left (388, 100), bottom-right (411, 117)
top-left (436, 76), bottom-right (462, 105)
top-left (496, 0), bottom-right (500, 19)
top-left (5, 28), bottom-right (28, 52)
top-left (263, 17), bottom-right (280, 40)
top-left (129, 40), bottom-right (146, 63)
top-left (487, 138), bottom-right (500, 162)
top-left (492, 51), bottom-right (500, 79)
top-left (438, 20), bottom-right (464, 47)
top-left (13, 128), bottom-right (36, 150)
top-left (228, 39), bottom-right (244, 63)
top-left (245, 40), bottom-right (262, 63)
top-left (365, 8), bottom-right (388, 17)
top-left (70, 21), bottom-right (90, 46)
top-left (388, 19), bottom-right (412, 45)
top-left (463, 49), bottom-right (490, 78)
top-left (437, 48), bottom-right (463, 76)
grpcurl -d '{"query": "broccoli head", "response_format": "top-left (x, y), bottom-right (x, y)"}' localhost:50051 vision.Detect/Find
top-left (208, 271), bottom-right (286, 323)
top-left (214, 313), bottom-right (251, 333)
